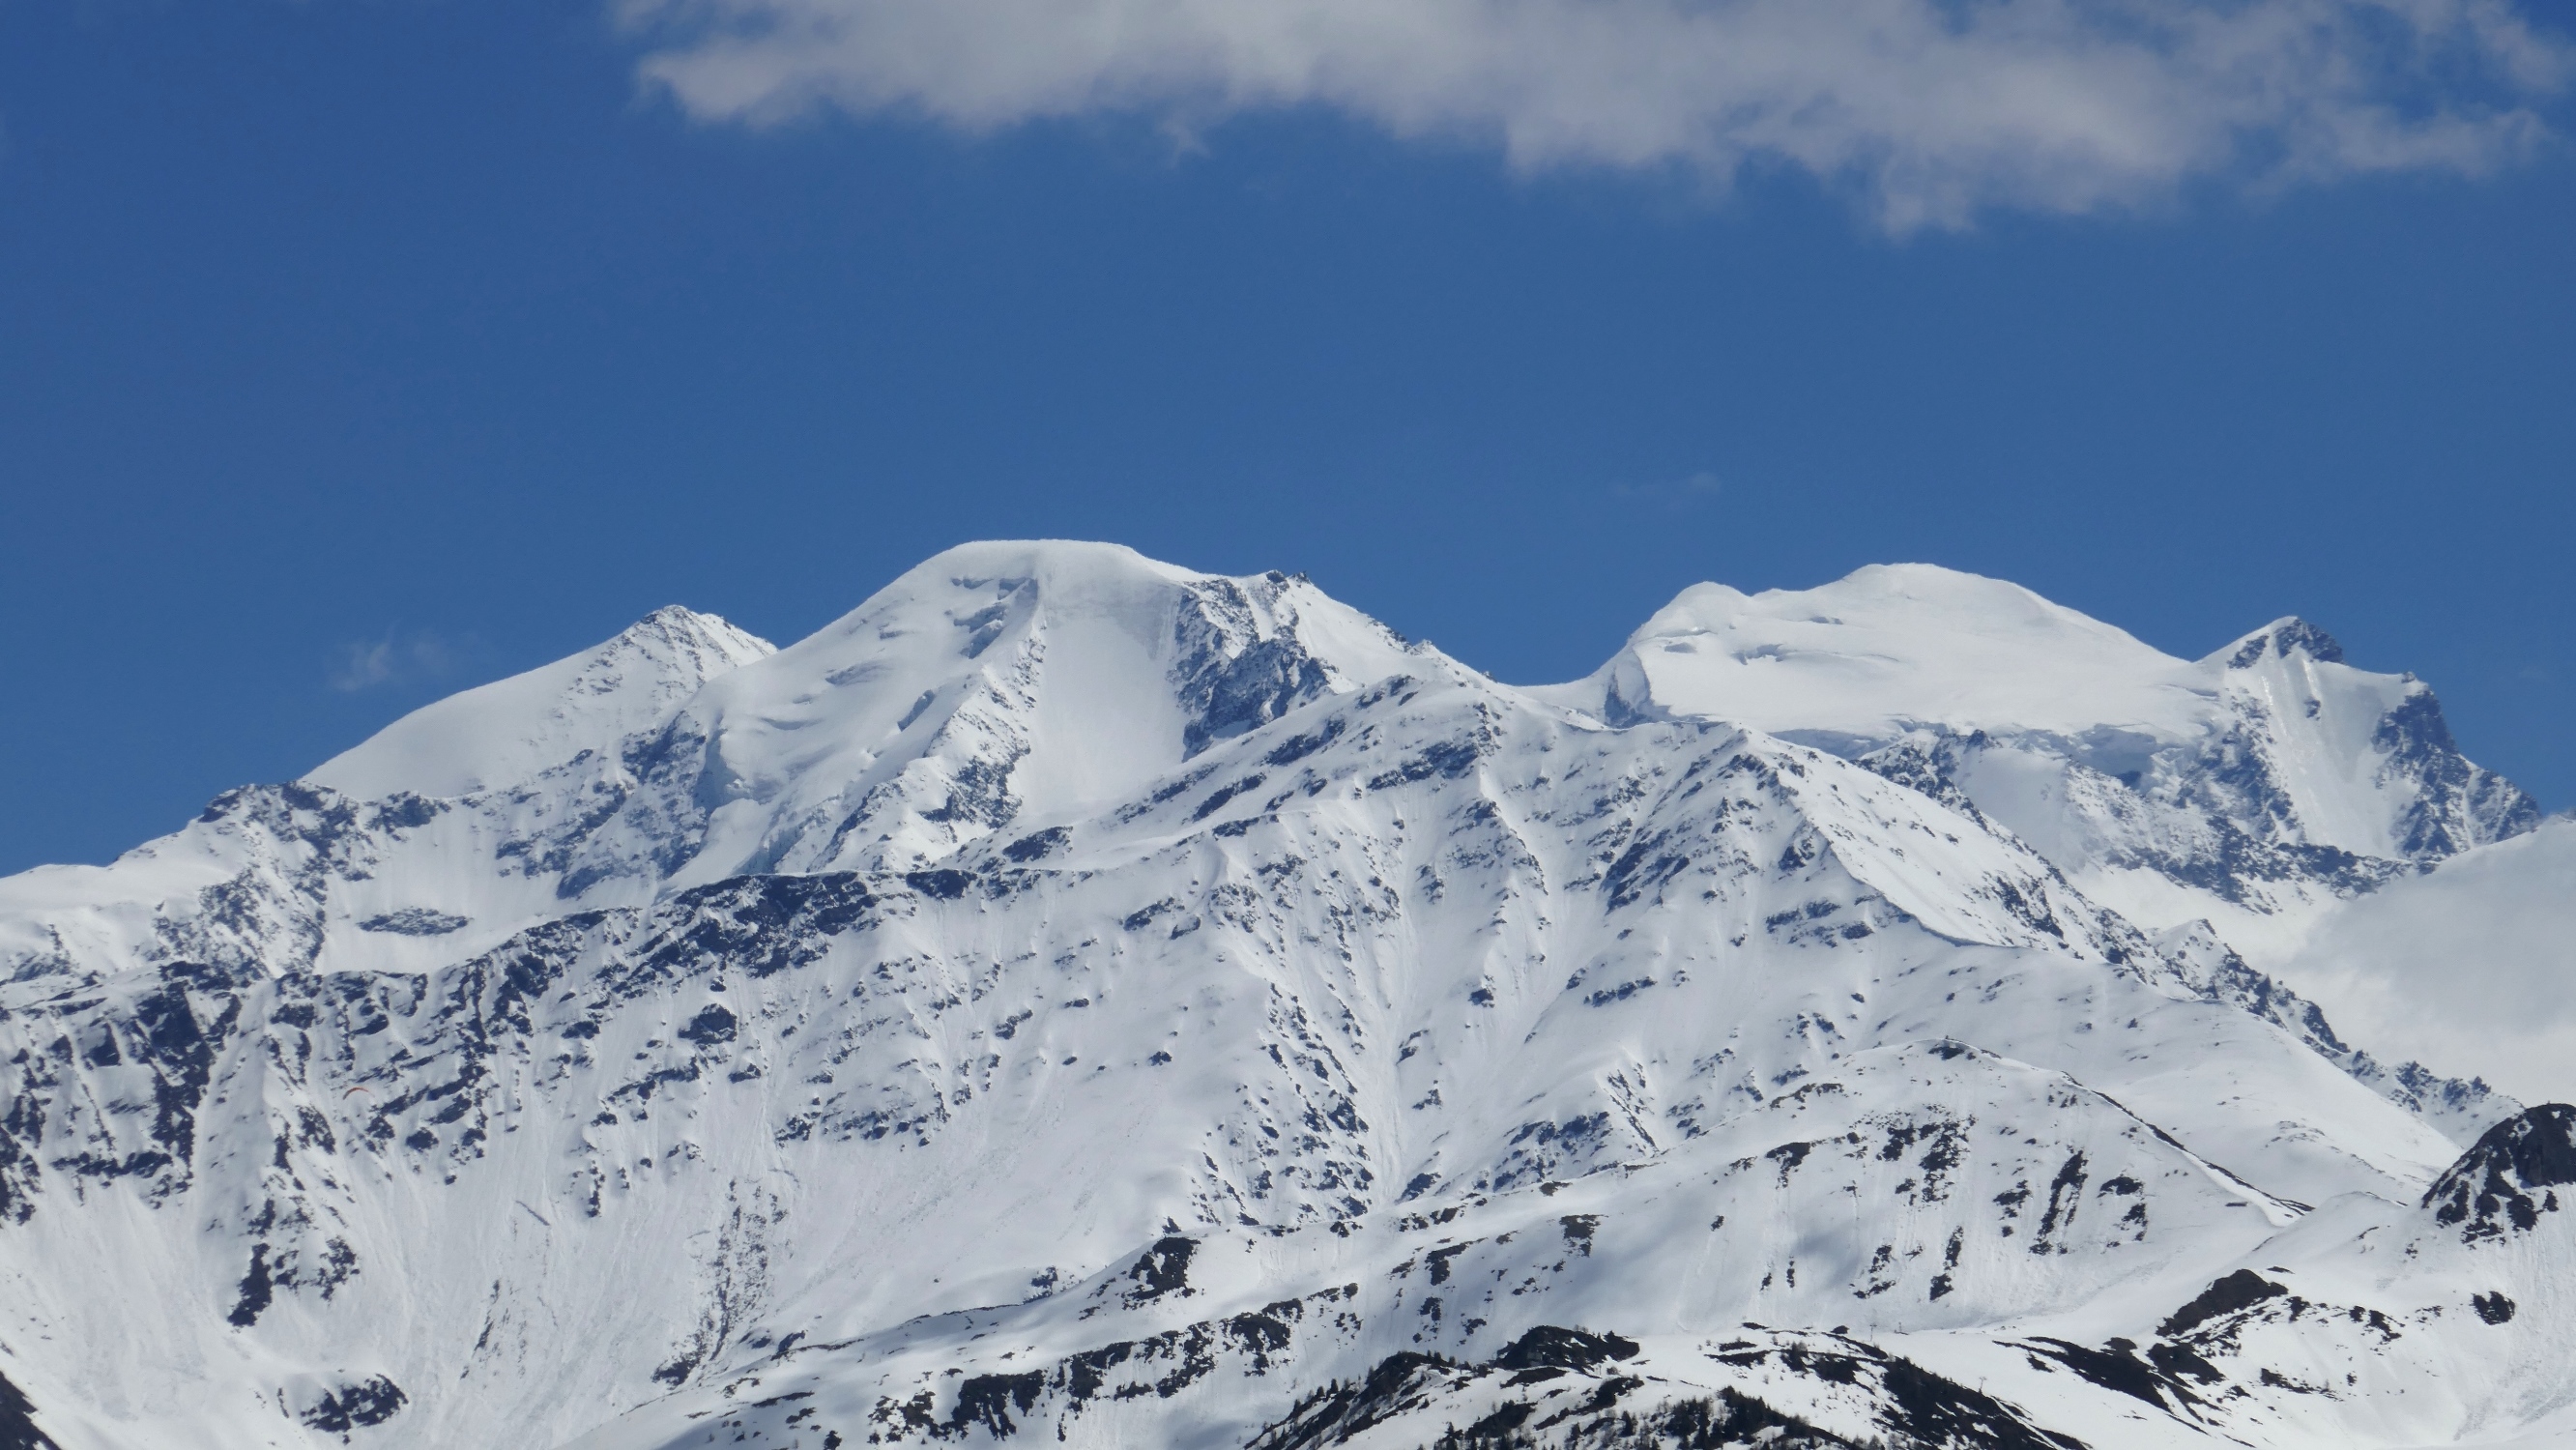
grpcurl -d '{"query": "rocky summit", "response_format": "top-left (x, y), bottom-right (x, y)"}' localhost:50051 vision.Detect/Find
top-left (0, 541), bottom-right (2565, 1449)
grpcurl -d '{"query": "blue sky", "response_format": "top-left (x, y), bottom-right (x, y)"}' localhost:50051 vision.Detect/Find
top-left (2, 0), bottom-right (2572, 874)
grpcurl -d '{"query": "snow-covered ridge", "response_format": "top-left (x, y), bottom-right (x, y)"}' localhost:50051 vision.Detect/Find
top-left (311, 605), bottom-right (777, 800)
top-left (0, 541), bottom-right (2563, 1450)
top-left (1548, 566), bottom-right (2539, 969)
top-left (0, 543), bottom-right (1424, 997)
top-left (1553, 563), bottom-right (2211, 742)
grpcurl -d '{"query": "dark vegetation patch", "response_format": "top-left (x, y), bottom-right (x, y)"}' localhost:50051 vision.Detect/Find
top-left (2021, 1338), bottom-right (2199, 1415)
top-left (1494, 1326), bottom-right (1639, 1375)
top-left (1428, 1386), bottom-right (1853, 1449)
top-left (297, 1377), bottom-right (407, 1434)
top-left (1246, 1351), bottom-right (1459, 1450)
top-left (2157, 1269), bottom-right (2287, 1339)
top-left (0, 1368), bottom-right (60, 1450)
top-left (1123, 1236), bottom-right (1197, 1302)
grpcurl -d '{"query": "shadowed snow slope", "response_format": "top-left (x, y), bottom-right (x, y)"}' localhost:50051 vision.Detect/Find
top-left (0, 543), bottom-right (2562, 1450)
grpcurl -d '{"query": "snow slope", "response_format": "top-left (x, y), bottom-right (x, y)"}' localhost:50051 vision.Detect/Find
top-left (1554, 565), bottom-right (2213, 743)
top-left (309, 606), bottom-right (778, 800)
top-left (0, 543), bottom-right (2561, 1450)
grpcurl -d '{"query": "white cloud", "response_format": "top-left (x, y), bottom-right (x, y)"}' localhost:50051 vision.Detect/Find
top-left (622, 0), bottom-right (2569, 228)
top-left (1613, 470), bottom-right (1724, 509)
top-left (332, 630), bottom-right (458, 693)
top-left (2272, 817), bottom-right (2576, 1108)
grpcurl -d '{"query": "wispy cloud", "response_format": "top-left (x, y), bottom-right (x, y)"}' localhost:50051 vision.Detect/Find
top-left (2276, 817), bottom-right (2576, 1105)
top-left (1613, 470), bottom-right (1725, 510)
top-left (622, 0), bottom-right (2570, 229)
top-left (331, 629), bottom-right (459, 693)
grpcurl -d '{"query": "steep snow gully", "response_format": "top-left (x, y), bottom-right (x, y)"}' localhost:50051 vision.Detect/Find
top-left (0, 542), bottom-right (2567, 1449)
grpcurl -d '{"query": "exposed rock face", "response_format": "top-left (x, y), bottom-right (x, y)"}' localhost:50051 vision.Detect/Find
top-left (2423, 1105), bottom-right (2576, 1242)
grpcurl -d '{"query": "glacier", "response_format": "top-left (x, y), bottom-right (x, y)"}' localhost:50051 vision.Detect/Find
top-left (0, 540), bottom-right (2566, 1450)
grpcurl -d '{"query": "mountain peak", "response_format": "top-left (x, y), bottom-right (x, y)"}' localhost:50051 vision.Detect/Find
top-left (2214, 617), bottom-right (2348, 670)
top-left (906, 536), bottom-right (1191, 582)
top-left (770, 538), bottom-right (1410, 686)
top-left (1634, 563), bottom-right (2082, 640)
top-left (1550, 567), bottom-right (2540, 925)
top-left (601, 541), bottom-right (1425, 885)
top-left (631, 601), bottom-right (757, 639)
top-left (1574, 562), bottom-right (2197, 742)
top-left (304, 604), bottom-right (775, 800)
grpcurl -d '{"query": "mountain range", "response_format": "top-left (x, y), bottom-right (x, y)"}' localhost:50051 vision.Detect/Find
top-left (0, 541), bottom-right (2566, 1450)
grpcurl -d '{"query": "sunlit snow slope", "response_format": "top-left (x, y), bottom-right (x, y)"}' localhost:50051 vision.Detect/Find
top-left (0, 543), bottom-right (2564, 1450)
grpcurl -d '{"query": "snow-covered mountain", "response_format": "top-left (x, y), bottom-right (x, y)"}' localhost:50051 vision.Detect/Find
top-left (1545, 566), bottom-right (2539, 961)
top-left (0, 543), bottom-right (2565, 1450)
